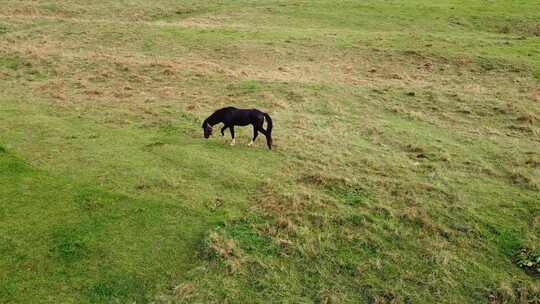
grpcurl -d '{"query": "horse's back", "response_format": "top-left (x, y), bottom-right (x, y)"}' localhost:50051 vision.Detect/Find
top-left (225, 108), bottom-right (261, 126)
top-left (218, 106), bottom-right (237, 113)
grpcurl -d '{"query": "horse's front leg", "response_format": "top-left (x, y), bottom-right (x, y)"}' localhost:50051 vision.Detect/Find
top-left (220, 125), bottom-right (229, 137)
top-left (229, 126), bottom-right (236, 145)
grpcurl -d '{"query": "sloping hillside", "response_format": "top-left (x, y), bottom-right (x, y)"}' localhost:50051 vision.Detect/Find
top-left (0, 1), bottom-right (539, 303)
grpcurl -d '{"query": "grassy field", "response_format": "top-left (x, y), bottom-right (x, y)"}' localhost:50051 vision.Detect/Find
top-left (1, 1), bottom-right (539, 303)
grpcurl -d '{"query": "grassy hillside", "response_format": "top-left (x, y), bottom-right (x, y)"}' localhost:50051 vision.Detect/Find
top-left (1, 1), bottom-right (539, 303)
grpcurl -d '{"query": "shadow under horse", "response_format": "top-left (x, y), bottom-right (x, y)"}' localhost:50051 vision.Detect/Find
top-left (202, 107), bottom-right (273, 149)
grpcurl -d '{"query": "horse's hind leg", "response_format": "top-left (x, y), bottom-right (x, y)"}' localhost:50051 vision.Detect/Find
top-left (229, 126), bottom-right (236, 145)
top-left (249, 125), bottom-right (259, 146)
top-left (257, 128), bottom-right (272, 150)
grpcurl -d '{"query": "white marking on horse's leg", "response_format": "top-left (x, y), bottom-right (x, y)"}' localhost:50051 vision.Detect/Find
top-left (248, 140), bottom-right (254, 146)
top-left (230, 138), bottom-right (236, 146)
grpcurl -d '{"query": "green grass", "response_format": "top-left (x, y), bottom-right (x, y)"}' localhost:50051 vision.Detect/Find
top-left (1, 0), bottom-right (539, 303)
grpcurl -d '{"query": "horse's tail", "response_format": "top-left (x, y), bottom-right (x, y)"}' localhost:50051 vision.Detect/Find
top-left (263, 112), bottom-right (273, 149)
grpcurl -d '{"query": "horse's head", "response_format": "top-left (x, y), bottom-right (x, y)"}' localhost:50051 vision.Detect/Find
top-left (203, 122), bottom-right (213, 138)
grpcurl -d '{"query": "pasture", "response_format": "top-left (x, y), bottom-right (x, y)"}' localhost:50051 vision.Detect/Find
top-left (0, 1), bottom-right (539, 303)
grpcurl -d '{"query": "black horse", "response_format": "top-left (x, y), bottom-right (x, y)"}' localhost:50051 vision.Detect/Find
top-left (202, 107), bottom-right (273, 149)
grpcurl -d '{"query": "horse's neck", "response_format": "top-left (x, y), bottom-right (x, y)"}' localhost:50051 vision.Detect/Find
top-left (206, 113), bottom-right (223, 126)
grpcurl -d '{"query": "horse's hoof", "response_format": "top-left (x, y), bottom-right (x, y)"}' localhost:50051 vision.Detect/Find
top-left (248, 141), bottom-right (254, 147)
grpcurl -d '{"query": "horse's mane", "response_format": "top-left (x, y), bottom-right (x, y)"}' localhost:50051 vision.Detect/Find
top-left (203, 107), bottom-right (237, 126)
top-left (213, 106), bottom-right (237, 115)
